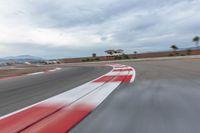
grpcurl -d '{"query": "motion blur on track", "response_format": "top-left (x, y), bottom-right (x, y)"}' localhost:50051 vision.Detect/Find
top-left (71, 58), bottom-right (200, 133)
top-left (1, 58), bottom-right (200, 133)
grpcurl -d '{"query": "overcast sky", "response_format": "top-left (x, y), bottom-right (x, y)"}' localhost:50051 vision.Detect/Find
top-left (0, 0), bottom-right (199, 59)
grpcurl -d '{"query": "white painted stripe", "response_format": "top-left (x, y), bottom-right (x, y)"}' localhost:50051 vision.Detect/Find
top-left (69, 82), bottom-right (120, 107)
top-left (45, 82), bottom-right (104, 104)
top-left (130, 68), bottom-right (136, 83)
top-left (48, 70), bottom-right (57, 72)
top-left (27, 72), bottom-right (45, 75)
top-left (106, 71), bottom-right (132, 76)
top-left (27, 68), bottom-right (62, 76)
top-left (48, 68), bottom-right (62, 72)
top-left (55, 68), bottom-right (62, 70)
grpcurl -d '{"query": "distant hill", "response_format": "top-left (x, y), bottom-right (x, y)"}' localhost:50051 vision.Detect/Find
top-left (1, 55), bottom-right (45, 63)
top-left (0, 58), bottom-right (6, 63)
top-left (4, 55), bottom-right (43, 60)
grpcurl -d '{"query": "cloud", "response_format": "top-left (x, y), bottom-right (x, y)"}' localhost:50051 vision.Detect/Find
top-left (0, 0), bottom-right (199, 58)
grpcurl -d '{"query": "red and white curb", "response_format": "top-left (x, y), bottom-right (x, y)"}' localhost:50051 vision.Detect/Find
top-left (0, 68), bottom-right (62, 81)
top-left (0, 64), bottom-right (136, 133)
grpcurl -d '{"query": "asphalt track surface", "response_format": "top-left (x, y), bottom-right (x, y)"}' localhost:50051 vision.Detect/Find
top-left (1, 58), bottom-right (200, 133)
top-left (71, 59), bottom-right (200, 133)
top-left (0, 66), bottom-right (111, 117)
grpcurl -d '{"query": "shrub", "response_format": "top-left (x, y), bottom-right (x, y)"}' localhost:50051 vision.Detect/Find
top-left (187, 49), bottom-right (192, 55)
top-left (114, 56), bottom-right (122, 60)
top-left (122, 54), bottom-right (129, 59)
top-left (95, 58), bottom-right (100, 61)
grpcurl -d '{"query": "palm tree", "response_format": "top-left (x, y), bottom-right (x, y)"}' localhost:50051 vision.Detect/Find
top-left (171, 45), bottom-right (178, 51)
top-left (193, 36), bottom-right (200, 47)
top-left (133, 51), bottom-right (137, 58)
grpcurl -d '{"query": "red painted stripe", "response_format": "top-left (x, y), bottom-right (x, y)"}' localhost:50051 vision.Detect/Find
top-left (0, 104), bottom-right (65, 133)
top-left (0, 76), bottom-right (17, 81)
top-left (20, 104), bottom-right (94, 133)
top-left (123, 75), bottom-right (133, 82)
top-left (112, 68), bottom-right (133, 72)
top-left (93, 75), bottom-right (114, 82)
top-left (93, 75), bottom-right (132, 83)
top-left (112, 75), bottom-right (132, 82)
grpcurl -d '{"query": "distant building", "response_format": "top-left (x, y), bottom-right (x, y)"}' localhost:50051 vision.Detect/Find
top-left (24, 62), bottom-right (31, 65)
top-left (105, 49), bottom-right (115, 55)
top-left (115, 49), bottom-right (124, 54)
top-left (92, 53), bottom-right (96, 58)
top-left (45, 60), bottom-right (61, 64)
top-left (105, 49), bottom-right (124, 56)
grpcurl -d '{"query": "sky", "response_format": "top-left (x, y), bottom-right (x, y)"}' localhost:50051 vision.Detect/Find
top-left (0, 0), bottom-right (200, 59)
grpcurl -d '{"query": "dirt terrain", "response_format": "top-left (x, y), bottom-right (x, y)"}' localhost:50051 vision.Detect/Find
top-left (0, 65), bottom-right (52, 78)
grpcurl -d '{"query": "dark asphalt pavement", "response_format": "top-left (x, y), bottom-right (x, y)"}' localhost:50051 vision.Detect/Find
top-left (71, 59), bottom-right (200, 133)
top-left (0, 66), bottom-right (110, 116)
top-left (1, 58), bottom-right (200, 133)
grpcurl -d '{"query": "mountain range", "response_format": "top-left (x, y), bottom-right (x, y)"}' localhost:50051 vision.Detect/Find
top-left (0, 55), bottom-right (44, 63)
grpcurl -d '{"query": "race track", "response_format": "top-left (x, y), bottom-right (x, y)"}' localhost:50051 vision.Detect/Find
top-left (71, 58), bottom-right (200, 133)
top-left (1, 58), bottom-right (200, 133)
top-left (0, 66), bottom-right (110, 117)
